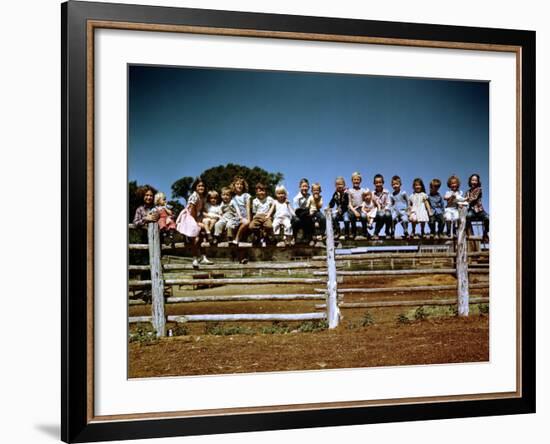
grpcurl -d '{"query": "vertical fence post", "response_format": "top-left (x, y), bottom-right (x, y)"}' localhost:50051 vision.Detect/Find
top-left (456, 206), bottom-right (469, 316)
top-left (148, 223), bottom-right (166, 336)
top-left (324, 209), bottom-right (340, 328)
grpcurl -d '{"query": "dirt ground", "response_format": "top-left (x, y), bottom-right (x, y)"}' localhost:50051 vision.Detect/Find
top-left (128, 274), bottom-right (489, 378)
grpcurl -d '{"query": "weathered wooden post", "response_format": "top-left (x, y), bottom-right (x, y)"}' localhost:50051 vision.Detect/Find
top-left (148, 223), bottom-right (166, 336)
top-left (324, 209), bottom-right (340, 328)
top-left (456, 205), bottom-right (469, 316)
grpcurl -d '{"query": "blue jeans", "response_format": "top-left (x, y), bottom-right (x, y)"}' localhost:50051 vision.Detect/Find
top-left (348, 209), bottom-right (368, 235)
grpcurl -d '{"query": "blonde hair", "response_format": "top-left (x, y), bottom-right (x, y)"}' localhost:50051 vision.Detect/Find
top-left (275, 184), bottom-right (288, 196)
top-left (351, 172), bottom-right (362, 180)
top-left (154, 192), bottom-right (166, 206)
top-left (311, 183), bottom-right (322, 192)
top-left (207, 190), bottom-right (220, 204)
top-left (335, 176), bottom-right (346, 185)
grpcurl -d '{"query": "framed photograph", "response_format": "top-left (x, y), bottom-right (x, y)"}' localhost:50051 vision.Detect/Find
top-left (62, 1), bottom-right (535, 442)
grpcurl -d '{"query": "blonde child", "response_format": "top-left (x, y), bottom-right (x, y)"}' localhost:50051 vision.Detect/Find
top-left (272, 185), bottom-right (296, 247)
top-left (389, 176), bottom-right (409, 238)
top-left (230, 176), bottom-right (252, 245)
top-left (346, 172), bottom-right (369, 238)
top-left (444, 175), bottom-right (465, 238)
top-left (214, 187), bottom-right (240, 243)
top-left (153, 192), bottom-right (177, 245)
top-left (328, 176), bottom-right (350, 239)
top-left (306, 183), bottom-right (325, 242)
top-left (361, 190), bottom-right (379, 230)
top-left (408, 178), bottom-right (431, 238)
top-left (202, 190), bottom-right (222, 243)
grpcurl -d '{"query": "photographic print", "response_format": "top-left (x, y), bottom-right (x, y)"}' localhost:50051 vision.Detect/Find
top-left (127, 65), bottom-right (490, 378)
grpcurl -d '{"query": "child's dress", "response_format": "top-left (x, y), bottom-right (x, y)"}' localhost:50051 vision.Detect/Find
top-left (361, 200), bottom-right (378, 223)
top-left (176, 191), bottom-right (203, 237)
top-left (204, 203), bottom-right (222, 221)
top-left (409, 192), bottom-right (429, 223)
top-left (155, 205), bottom-right (176, 231)
top-left (232, 192), bottom-right (251, 223)
top-left (444, 190), bottom-right (464, 222)
top-left (272, 201), bottom-right (295, 235)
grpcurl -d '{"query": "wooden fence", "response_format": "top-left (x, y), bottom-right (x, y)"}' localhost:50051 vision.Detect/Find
top-left (128, 207), bottom-right (488, 337)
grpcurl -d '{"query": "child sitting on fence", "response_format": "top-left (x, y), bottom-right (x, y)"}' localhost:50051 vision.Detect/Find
top-left (249, 183), bottom-right (275, 246)
top-left (444, 175), bottom-right (465, 238)
top-left (328, 176), bottom-right (350, 239)
top-left (389, 175), bottom-right (410, 238)
top-left (372, 174), bottom-right (392, 239)
top-left (292, 178), bottom-right (314, 243)
top-left (272, 185), bottom-right (296, 247)
top-left (202, 190), bottom-right (222, 244)
top-left (214, 187), bottom-right (240, 243)
top-left (306, 182), bottom-right (325, 243)
top-left (361, 190), bottom-right (378, 231)
top-left (465, 173), bottom-right (489, 242)
top-left (133, 184), bottom-right (159, 227)
top-left (176, 177), bottom-right (213, 268)
top-left (346, 172), bottom-right (369, 239)
top-left (153, 192), bottom-right (177, 245)
top-left (230, 176), bottom-right (252, 245)
top-left (408, 178), bottom-right (431, 238)
top-left (428, 178), bottom-right (445, 238)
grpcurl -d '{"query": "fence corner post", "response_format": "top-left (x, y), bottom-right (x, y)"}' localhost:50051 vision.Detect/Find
top-left (456, 205), bottom-right (469, 316)
top-left (148, 222), bottom-right (166, 336)
top-left (324, 208), bottom-right (340, 328)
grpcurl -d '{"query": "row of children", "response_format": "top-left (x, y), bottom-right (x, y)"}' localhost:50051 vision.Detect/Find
top-left (132, 172), bottom-right (489, 266)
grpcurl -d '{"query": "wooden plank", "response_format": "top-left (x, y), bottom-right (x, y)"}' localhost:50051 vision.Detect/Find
top-left (312, 251), bottom-right (489, 261)
top-left (314, 268), bottom-right (455, 276)
top-left (166, 294), bottom-right (325, 303)
top-left (148, 223), bottom-right (166, 337)
top-left (315, 297), bottom-right (489, 309)
top-left (129, 277), bottom-right (326, 287)
top-left (163, 262), bottom-right (329, 271)
top-left (168, 313), bottom-right (327, 322)
top-left (313, 283), bottom-right (490, 294)
top-left (324, 209), bottom-right (340, 329)
top-left (456, 206), bottom-right (470, 316)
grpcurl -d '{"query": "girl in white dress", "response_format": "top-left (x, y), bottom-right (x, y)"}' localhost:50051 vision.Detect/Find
top-left (272, 185), bottom-right (296, 247)
top-left (444, 175), bottom-right (465, 238)
top-left (408, 178), bottom-right (431, 238)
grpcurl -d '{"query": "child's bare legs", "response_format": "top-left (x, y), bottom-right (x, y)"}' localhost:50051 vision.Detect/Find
top-left (411, 222), bottom-right (417, 237)
top-left (234, 219), bottom-right (249, 244)
top-left (420, 222), bottom-right (426, 237)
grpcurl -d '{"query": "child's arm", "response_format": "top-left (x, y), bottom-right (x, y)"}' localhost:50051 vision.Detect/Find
top-left (287, 201), bottom-right (296, 217)
top-left (266, 202), bottom-right (276, 219)
top-left (424, 194), bottom-right (433, 216)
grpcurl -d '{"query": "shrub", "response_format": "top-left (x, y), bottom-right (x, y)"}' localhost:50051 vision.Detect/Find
top-left (362, 311), bottom-right (375, 327)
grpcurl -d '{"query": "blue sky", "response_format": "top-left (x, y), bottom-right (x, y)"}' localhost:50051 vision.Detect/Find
top-left (129, 65), bottom-right (489, 212)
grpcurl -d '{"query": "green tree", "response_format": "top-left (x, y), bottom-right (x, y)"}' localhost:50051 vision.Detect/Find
top-left (192, 164), bottom-right (283, 196)
top-left (171, 176), bottom-right (194, 201)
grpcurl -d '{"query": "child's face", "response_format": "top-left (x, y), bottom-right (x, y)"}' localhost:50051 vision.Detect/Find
top-left (256, 188), bottom-right (266, 200)
top-left (470, 175), bottom-right (480, 188)
top-left (158, 196), bottom-right (166, 206)
top-left (391, 180), bottom-right (401, 192)
top-left (430, 183), bottom-right (440, 194)
top-left (221, 192), bottom-right (231, 203)
top-left (374, 177), bottom-right (384, 191)
top-left (196, 182), bottom-right (205, 195)
top-left (363, 193), bottom-right (372, 203)
top-left (312, 186), bottom-right (321, 198)
top-left (300, 182), bottom-right (309, 195)
top-left (234, 181), bottom-right (244, 194)
top-left (335, 180), bottom-right (345, 193)
top-left (449, 179), bottom-right (459, 191)
top-left (413, 182), bottom-right (422, 193)
top-left (144, 190), bottom-right (154, 206)
top-left (209, 196), bottom-right (218, 205)
top-left (352, 176), bottom-right (362, 188)
top-left (276, 190), bottom-right (287, 202)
